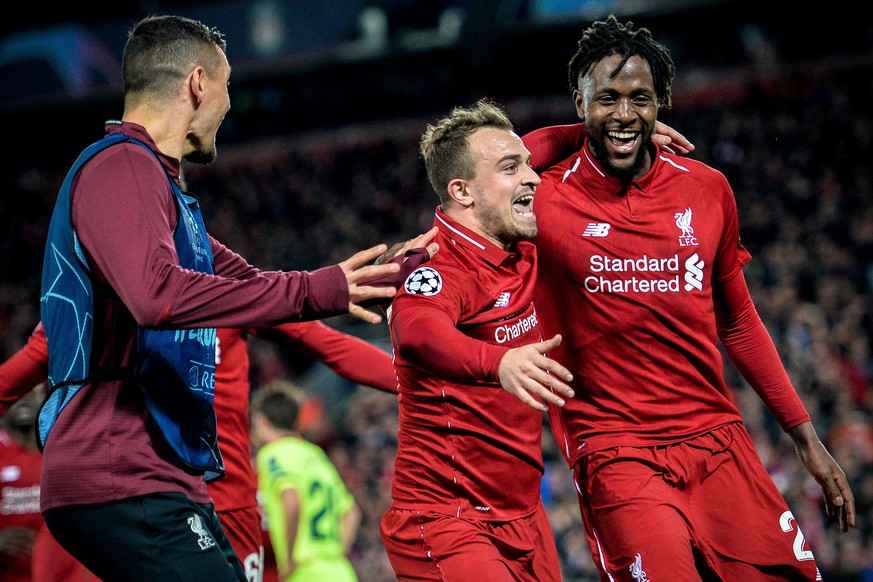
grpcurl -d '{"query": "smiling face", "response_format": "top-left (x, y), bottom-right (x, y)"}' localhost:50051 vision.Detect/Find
top-left (458, 127), bottom-right (540, 249)
top-left (575, 53), bottom-right (657, 182)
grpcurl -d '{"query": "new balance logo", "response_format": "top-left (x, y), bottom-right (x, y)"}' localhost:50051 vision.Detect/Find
top-left (583, 223), bottom-right (611, 237)
top-left (494, 292), bottom-right (510, 307)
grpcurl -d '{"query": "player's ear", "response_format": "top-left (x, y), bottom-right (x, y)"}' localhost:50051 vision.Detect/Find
top-left (447, 178), bottom-right (473, 208)
top-left (190, 66), bottom-right (206, 105)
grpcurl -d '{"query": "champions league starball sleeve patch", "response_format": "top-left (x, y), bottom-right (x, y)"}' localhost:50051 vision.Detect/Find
top-left (404, 267), bottom-right (443, 296)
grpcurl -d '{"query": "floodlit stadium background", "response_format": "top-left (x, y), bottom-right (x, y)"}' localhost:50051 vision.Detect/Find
top-left (1, 1), bottom-right (871, 579)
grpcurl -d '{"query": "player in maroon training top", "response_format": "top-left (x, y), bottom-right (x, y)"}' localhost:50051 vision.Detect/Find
top-left (523, 15), bottom-right (855, 581)
top-left (380, 99), bottom-right (575, 582)
top-left (0, 320), bottom-right (397, 582)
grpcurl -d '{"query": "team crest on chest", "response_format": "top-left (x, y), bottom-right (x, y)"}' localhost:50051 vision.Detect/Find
top-left (674, 207), bottom-right (699, 247)
top-left (404, 267), bottom-right (443, 296)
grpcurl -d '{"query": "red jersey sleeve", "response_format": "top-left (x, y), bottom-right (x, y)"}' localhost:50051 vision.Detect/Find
top-left (714, 269), bottom-right (810, 430)
top-left (0, 324), bottom-right (49, 415)
top-left (522, 123), bottom-right (587, 172)
top-left (391, 305), bottom-right (509, 383)
top-left (252, 321), bottom-right (398, 393)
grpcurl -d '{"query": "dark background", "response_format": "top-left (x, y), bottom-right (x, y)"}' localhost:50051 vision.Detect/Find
top-left (1, 2), bottom-right (871, 580)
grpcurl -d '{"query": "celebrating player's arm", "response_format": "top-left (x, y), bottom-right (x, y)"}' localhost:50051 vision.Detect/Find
top-left (251, 319), bottom-right (398, 393)
top-left (0, 323), bottom-right (48, 416)
top-left (789, 421), bottom-right (855, 532)
top-left (713, 268), bottom-right (856, 531)
top-left (524, 120), bottom-right (694, 172)
top-left (340, 244), bottom-right (404, 323)
top-left (391, 304), bottom-right (573, 411)
top-left (497, 334), bottom-right (573, 412)
top-left (354, 227), bottom-right (441, 311)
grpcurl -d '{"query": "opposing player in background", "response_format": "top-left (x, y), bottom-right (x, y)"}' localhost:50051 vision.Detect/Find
top-left (252, 380), bottom-right (362, 582)
top-left (210, 323), bottom-right (396, 582)
top-left (380, 99), bottom-right (575, 581)
top-left (524, 15), bottom-right (854, 580)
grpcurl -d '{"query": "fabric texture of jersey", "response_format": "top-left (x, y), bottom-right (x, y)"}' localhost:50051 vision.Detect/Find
top-left (387, 207), bottom-right (547, 521)
top-left (531, 141), bottom-right (754, 466)
top-left (256, 435), bottom-right (358, 581)
top-left (526, 133), bottom-right (821, 579)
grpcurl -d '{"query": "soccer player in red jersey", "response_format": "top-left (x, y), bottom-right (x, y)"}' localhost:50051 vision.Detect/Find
top-left (0, 325), bottom-right (100, 582)
top-left (380, 99), bottom-right (575, 582)
top-left (0, 391), bottom-right (43, 582)
top-left (523, 15), bottom-right (855, 581)
top-left (0, 320), bottom-right (398, 582)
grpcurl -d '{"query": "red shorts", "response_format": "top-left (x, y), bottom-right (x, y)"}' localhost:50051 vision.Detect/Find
top-left (218, 505), bottom-right (264, 582)
top-left (573, 422), bottom-right (822, 581)
top-left (31, 526), bottom-right (102, 582)
top-left (380, 502), bottom-right (562, 582)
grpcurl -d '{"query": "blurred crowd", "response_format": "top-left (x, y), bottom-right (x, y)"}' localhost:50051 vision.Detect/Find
top-left (1, 61), bottom-right (871, 580)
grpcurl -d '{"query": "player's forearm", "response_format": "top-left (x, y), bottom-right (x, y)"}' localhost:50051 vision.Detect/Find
top-left (522, 123), bottom-right (587, 171)
top-left (0, 341), bottom-right (49, 415)
top-left (786, 421), bottom-right (821, 447)
top-left (392, 306), bottom-right (508, 382)
top-left (264, 321), bottom-right (397, 392)
top-left (715, 271), bottom-right (810, 429)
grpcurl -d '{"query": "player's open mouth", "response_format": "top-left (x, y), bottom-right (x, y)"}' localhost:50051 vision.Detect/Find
top-left (607, 130), bottom-right (639, 154)
top-left (513, 193), bottom-right (534, 217)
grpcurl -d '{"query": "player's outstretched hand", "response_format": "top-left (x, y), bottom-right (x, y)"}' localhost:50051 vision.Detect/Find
top-left (654, 120), bottom-right (695, 155)
top-left (498, 334), bottom-right (574, 412)
top-left (375, 226), bottom-right (440, 266)
top-left (790, 422), bottom-right (856, 533)
top-left (354, 227), bottom-right (441, 311)
top-left (340, 244), bottom-right (402, 324)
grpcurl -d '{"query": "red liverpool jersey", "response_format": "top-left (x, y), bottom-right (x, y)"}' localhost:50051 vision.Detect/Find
top-left (532, 143), bottom-right (751, 467)
top-left (388, 207), bottom-right (548, 521)
top-left (208, 327), bottom-right (255, 513)
top-left (0, 429), bottom-right (42, 582)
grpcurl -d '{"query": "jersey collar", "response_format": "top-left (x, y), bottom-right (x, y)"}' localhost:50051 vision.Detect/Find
top-left (105, 121), bottom-right (182, 183)
top-left (577, 138), bottom-right (661, 195)
top-left (433, 206), bottom-right (513, 268)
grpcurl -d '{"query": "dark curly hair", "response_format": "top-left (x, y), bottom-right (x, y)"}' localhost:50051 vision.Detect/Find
top-left (567, 14), bottom-right (675, 108)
